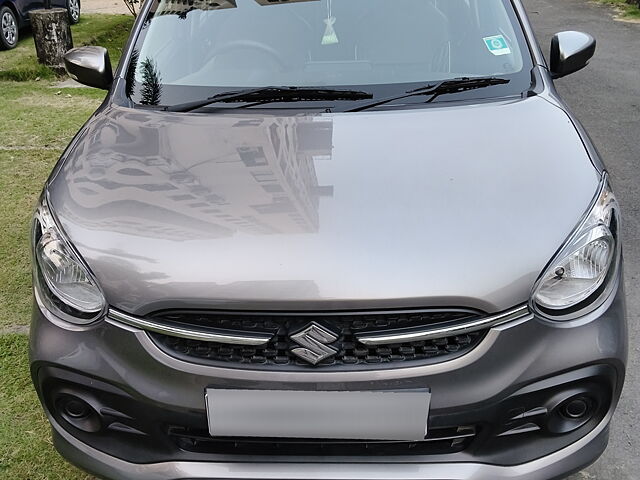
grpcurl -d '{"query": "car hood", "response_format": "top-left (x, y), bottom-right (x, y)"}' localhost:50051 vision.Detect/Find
top-left (48, 96), bottom-right (600, 314)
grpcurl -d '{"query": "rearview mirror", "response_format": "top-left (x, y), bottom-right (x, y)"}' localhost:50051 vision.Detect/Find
top-left (64, 46), bottom-right (113, 90)
top-left (550, 31), bottom-right (596, 79)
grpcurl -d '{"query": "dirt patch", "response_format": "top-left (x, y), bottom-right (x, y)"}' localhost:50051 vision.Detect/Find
top-left (12, 93), bottom-right (101, 109)
top-left (0, 325), bottom-right (30, 335)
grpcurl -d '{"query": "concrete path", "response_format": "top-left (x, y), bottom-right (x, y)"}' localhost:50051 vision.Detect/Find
top-left (81, 0), bottom-right (129, 15)
top-left (523, 1), bottom-right (640, 478)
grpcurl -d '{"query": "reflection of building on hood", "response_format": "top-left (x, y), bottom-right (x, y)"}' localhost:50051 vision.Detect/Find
top-left (156, 0), bottom-right (237, 17)
top-left (253, 0), bottom-right (322, 5)
top-left (154, 0), bottom-right (324, 17)
top-left (61, 112), bottom-right (334, 241)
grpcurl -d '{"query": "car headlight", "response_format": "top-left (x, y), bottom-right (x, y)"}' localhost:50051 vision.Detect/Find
top-left (32, 195), bottom-right (106, 324)
top-left (531, 173), bottom-right (621, 319)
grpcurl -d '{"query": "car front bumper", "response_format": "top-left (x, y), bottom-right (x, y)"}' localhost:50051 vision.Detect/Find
top-left (50, 415), bottom-right (609, 480)
top-left (30, 275), bottom-right (627, 480)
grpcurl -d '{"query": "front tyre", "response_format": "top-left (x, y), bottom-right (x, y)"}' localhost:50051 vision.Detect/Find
top-left (0, 6), bottom-right (18, 50)
top-left (67, 0), bottom-right (80, 24)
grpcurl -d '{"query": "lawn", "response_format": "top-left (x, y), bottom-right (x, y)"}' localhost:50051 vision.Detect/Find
top-left (0, 13), bottom-right (133, 479)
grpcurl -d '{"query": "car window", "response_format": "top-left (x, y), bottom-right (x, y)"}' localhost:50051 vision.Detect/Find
top-left (127, 0), bottom-right (533, 106)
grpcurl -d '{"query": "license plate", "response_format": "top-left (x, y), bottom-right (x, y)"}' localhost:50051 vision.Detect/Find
top-left (205, 388), bottom-right (431, 441)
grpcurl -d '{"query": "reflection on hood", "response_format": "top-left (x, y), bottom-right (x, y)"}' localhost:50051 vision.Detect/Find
top-left (154, 0), bottom-right (320, 18)
top-left (55, 109), bottom-right (334, 241)
top-left (48, 98), bottom-right (599, 312)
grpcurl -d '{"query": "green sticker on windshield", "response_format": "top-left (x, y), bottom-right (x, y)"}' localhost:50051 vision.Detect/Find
top-left (483, 35), bottom-right (511, 56)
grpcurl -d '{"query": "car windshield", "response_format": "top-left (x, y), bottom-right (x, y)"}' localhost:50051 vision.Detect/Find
top-left (126, 0), bottom-right (533, 107)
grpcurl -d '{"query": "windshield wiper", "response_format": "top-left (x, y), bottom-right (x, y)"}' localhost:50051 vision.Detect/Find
top-left (165, 86), bottom-right (373, 112)
top-left (345, 76), bottom-right (510, 113)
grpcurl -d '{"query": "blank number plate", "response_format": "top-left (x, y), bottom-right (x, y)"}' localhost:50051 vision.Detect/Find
top-left (205, 388), bottom-right (431, 441)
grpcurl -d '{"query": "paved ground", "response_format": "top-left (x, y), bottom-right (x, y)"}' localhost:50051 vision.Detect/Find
top-left (523, 0), bottom-right (640, 478)
top-left (82, 0), bottom-right (129, 14)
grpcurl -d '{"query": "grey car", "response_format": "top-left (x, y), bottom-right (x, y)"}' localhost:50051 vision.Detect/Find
top-left (29, 1), bottom-right (626, 479)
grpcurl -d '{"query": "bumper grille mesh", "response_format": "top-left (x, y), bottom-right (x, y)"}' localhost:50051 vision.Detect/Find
top-left (148, 309), bottom-right (486, 368)
top-left (167, 425), bottom-right (478, 456)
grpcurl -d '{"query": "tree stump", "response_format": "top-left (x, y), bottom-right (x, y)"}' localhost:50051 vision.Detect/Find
top-left (28, 8), bottom-right (73, 73)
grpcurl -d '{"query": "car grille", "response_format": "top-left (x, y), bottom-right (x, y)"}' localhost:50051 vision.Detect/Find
top-left (148, 309), bottom-right (487, 368)
top-left (168, 425), bottom-right (478, 457)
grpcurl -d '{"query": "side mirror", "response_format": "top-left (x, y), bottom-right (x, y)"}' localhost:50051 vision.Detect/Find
top-left (550, 31), bottom-right (596, 79)
top-left (64, 46), bottom-right (113, 90)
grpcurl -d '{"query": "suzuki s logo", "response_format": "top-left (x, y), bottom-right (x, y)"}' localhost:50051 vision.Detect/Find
top-left (289, 322), bottom-right (339, 365)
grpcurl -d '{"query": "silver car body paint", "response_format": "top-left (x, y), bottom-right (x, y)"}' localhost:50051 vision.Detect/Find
top-left (29, 1), bottom-right (627, 479)
top-left (47, 96), bottom-right (599, 315)
top-left (32, 282), bottom-right (626, 479)
top-left (49, 413), bottom-right (611, 480)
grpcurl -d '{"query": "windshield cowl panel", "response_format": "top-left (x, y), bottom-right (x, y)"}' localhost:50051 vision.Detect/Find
top-left (125, 0), bottom-right (534, 110)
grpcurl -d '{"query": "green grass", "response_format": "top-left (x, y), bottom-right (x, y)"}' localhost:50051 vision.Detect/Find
top-left (0, 82), bottom-right (105, 332)
top-left (0, 13), bottom-right (134, 81)
top-left (596, 0), bottom-right (640, 19)
top-left (0, 13), bottom-right (132, 479)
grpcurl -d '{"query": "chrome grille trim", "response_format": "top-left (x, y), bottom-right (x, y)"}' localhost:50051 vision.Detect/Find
top-left (108, 304), bottom-right (530, 349)
top-left (107, 309), bottom-right (272, 346)
top-left (356, 305), bottom-right (530, 346)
